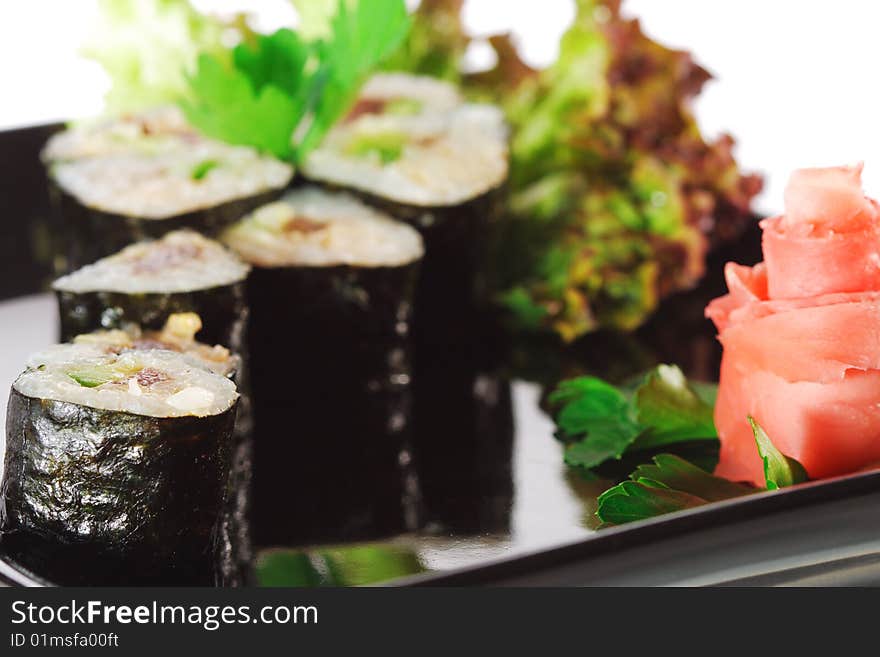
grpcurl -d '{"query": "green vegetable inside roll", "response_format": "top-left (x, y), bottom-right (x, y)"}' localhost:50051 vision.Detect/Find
top-left (0, 344), bottom-right (238, 585)
top-left (222, 186), bottom-right (424, 545)
top-left (301, 73), bottom-right (510, 347)
top-left (41, 107), bottom-right (294, 273)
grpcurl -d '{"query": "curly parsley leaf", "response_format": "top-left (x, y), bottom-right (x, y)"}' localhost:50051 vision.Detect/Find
top-left (750, 416), bottom-right (808, 490)
top-left (550, 365), bottom-right (717, 471)
top-left (596, 454), bottom-right (755, 525)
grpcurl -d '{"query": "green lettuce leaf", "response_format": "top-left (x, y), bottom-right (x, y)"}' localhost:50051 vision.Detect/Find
top-left (390, 0), bottom-right (762, 340)
top-left (83, 0), bottom-right (228, 113)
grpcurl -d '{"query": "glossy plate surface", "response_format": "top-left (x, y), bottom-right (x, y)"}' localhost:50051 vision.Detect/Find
top-left (5, 222), bottom-right (840, 587)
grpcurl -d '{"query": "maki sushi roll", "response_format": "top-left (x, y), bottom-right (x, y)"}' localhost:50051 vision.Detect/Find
top-left (55, 233), bottom-right (255, 582)
top-left (222, 186), bottom-right (424, 545)
top-left (42, 107), bottom-right (294, 273)
top-left (0, 344), bottom-right (238, 585)
top-left (52, 229), bottom-right (250, 350)
top-left (68, 314), bottom-right (253, 585)
top-left (301, 73), bottom-right (509, 346)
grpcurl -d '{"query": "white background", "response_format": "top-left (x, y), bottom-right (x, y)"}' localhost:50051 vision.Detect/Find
top-left (1, 0), bottom-right (879, 215)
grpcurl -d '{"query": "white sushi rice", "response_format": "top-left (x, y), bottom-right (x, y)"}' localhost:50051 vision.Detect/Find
top-left (302, 73), bottom-right (509, 207)
top-left (44, 107), bottom-right (294, 219)
top-left (222, 187), bottom-right (424, 268)
top-left (358, 73), bottom-right (463, 113)
top-left (53, 230), bottom-right (250, 294)
top-left (50, 144), bottom-right (292, 219)
top-left (15, 347), bottom-right (238, 418)
top-left (42, 107), bottom-right (196, 162)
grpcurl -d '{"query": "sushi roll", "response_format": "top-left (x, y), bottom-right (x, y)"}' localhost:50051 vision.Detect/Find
top-left (42, 107), bottom-right (294, 273)
top-left (68, 314), bottom-right (253, 585)
top-left (301, 72), bottom-right (509, 346)
top-left (222, 186), bottom-right (424, 545)
top-left (53, 231), bottom-right (252, 453)
top-left (55, 235), bottom-right (255, 582)
top-left (0, 344), bottom-right (238, 585)
top-left (52, 229), bottom-right (249, 349)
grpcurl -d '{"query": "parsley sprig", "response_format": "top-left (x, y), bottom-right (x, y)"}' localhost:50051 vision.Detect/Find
top-left (596, 454), bottom-right (754, 525)
top-left (180, 0), bottom-right (410, 163)
top-left (551, 367), bottom-right (810, 525)
top-left (550, 364), bottom-right (717, 471)
top-left (595, 419), bottom-right (809, 526)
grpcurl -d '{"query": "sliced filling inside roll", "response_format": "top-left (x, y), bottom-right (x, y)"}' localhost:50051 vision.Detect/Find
top-left (222, 186), bottom-right (424, 268)
top-left (42, 107), bottom-right (294, 219)
top-left (17, 343), bottom-right (238, 418)
top-left (72, 313), bottom-right (238, 378)
top-left (52, 230), bottom-right (250, 294)
top-left (302, 73), bottom-right (509, 207)
top-left (346, 73), bottom-right (464, 120)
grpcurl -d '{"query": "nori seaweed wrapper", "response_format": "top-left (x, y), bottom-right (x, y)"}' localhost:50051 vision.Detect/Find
top-left (302, 181), bottom-right (511, 533)
top-left (247, 262), bottom-right (420, 546)
top-left (311, 182), bottom-right (506, 348)
top-left (48, 180), bottom-right (285, 275)
top-left (216, 432), bottom-right (254, 585)
top-left (56, 282), bottom-right (247, 349)
top-left (0, 388), bottom-right (237, 585)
